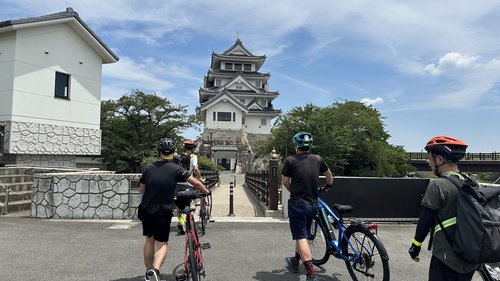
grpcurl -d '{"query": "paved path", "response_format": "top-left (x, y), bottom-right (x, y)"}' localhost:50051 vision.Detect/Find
top-left (0, 216), bottom-right (434, 281)
top-left (211, 171), bottom-right (259, 217)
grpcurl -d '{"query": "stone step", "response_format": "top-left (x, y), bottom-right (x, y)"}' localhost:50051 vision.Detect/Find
top-left (0, 167), bottom-right (27, 176)
top-left (1, 181), bottom-right (33, 192)
top-left (0, 190), bottom-right (32, 202)
top-left (0, 199), bottom-right (31, 214)
top-left (0, 174), bottom-right (33, 184)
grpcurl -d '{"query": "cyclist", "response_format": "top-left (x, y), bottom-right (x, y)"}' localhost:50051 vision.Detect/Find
top-left (176, 139), bottom-right (202, 235)
top-left (282, 132), bottom-right (334, 281)
top-left (138, 138), bottom-right (209, 281)
top-left (408, 136), bottom-right (480, 281)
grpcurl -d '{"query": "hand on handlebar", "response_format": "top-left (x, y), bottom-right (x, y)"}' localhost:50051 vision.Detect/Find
top-left (320, 183), bottom-right (333, 192)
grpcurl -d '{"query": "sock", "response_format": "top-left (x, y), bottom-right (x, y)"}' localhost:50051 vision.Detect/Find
top-left (303, 260), bottom-right (316, 278)
top-left (291, 252), bottom-right (300, 266)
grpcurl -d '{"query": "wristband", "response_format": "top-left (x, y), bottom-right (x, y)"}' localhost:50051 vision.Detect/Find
top-left (412, 238), bottom-right (422, 247)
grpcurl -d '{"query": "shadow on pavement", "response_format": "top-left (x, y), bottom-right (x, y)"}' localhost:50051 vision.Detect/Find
top-left (252, 266), bottom-right (341, 281)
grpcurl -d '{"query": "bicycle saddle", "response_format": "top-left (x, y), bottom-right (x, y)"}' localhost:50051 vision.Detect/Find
top-left (332, 204), bottom-right (353, 215)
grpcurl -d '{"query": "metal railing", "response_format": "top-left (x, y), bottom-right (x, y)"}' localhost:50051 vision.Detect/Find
top-left (201, 170), bottom-right (219, 189)
top-left (408, 152), bottom-right (500, 161)
top-left (1, 180), bottom-right (12, 215)
top-left (245, 170), bottom-right (269, 204)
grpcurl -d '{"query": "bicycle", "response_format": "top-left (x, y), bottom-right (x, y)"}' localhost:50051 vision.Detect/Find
top-left (175, 190), bottom-right (211, 281)
top-left (308, 187), bottom-right (390, 281)
top-left (473, 263), bottom-right (500, 280)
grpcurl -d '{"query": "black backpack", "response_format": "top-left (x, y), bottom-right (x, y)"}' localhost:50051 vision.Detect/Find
top-left (174, 154), bottom-right (190, 171)
top-left (437, 175), bottom-right (500, 264)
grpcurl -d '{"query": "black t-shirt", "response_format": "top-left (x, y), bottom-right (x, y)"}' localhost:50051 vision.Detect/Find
top-left (140, 160), bottom-right (190, 206)
top-left (281, 152), bottom-right (329, 202)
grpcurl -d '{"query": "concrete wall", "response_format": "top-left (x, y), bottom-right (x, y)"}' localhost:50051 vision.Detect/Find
top-left (0, 32), bottom-right (15, 121)
top-left (32, 172), bottom-right (141, 219)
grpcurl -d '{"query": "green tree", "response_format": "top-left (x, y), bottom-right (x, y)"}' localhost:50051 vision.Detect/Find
top-left (258, 101), bottom-right (414, 177)
top-left (100, 90), bottom-right (197, 173)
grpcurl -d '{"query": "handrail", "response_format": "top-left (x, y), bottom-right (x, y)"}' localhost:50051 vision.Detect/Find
top-left (0, 179), bottom-right (12, 215)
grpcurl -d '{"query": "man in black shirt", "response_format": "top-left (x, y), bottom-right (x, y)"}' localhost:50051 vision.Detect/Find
top-left (139, 138), bottom-right (209, 281)
top-left (282, 132), bottom-right (334, 281)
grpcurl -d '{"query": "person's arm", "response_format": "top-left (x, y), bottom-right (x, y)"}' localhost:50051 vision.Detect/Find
top-left (323, 169), bottom-right (333, 186)
top-left (187, 176), bottom-right (209, 195)
top-left (193, 165), bottom-right (202, 179)
top-left (139, 183), bottom-right (146, 193)
top-left (282, 175), bottom-right (291, 192)
top-left (409, 206), bottom-right (436, 262)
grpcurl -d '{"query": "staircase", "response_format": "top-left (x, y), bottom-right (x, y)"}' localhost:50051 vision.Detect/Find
top-left (0, 167), bottom-right (33, 215)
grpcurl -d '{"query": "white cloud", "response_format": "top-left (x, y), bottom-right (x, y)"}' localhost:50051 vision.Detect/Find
top-left (424, 52), bottom-right (480, 75)
top-left (360, 97), bottom-right (384, 106)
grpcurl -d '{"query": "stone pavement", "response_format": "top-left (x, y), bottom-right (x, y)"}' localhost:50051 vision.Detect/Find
top-left (210, 171), bottom-right (259, 218)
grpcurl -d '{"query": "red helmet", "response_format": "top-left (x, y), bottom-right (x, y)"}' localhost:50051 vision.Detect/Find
top-left (183, 139), bottom-right (197, 150)
top-left (424, 136), bottom-right (468, 162)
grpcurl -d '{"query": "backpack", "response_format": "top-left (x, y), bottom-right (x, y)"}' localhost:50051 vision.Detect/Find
top-left (174, 154), bottom-right (190, 171)
top-left (437, 174), bottom-right (500, 264)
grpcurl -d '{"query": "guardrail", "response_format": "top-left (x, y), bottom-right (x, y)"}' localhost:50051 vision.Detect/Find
top-left (245, 170), bottom-right (269, 204)
top-left (408, 152), bottom-right (500, 161)
top-left (201, 170), bottom-right (219, 189)
top-left (0, 179), bottom-right (12, 215)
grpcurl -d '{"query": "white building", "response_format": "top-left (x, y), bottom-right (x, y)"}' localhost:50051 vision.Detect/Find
top-left (196, 38), bottom-right (280, 170)
top-left (0, 8), bottom-right (118, 167)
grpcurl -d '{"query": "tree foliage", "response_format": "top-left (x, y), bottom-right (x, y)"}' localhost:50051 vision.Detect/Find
top-left (100, 90), bottom-right (197, 173)
top-left (258, 101), bottom-right (414, 177)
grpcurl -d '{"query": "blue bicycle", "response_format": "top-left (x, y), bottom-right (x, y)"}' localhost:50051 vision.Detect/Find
top-left (308, 189), bottom-right (390, 281)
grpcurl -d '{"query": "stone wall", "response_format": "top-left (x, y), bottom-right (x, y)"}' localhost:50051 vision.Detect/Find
top-left (32, 172), bottom-right (142, 219)
top-left (2, 121), bottom-right (101, 155)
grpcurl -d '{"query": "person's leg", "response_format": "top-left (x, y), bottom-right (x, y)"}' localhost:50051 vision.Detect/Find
top-left (152, 241), bottom-right (168, 270)
top-left (144, 236), bottom-right (155, 271)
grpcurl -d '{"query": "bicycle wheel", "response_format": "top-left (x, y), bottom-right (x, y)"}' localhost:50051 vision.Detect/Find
top-left (308, 216), bottom-right (330, 265)
top-left (342, 224), bottom-right (390, 281)
top-left (472, 264), bottom-right (497, 281)
top-left (187, 234), bottom-right (199, 281)
top-left (199, 198), bottom-right (207, 235)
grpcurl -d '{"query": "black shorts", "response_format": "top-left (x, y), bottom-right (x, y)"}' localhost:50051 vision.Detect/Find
top-left (142, 215), bottom-right (173, 242)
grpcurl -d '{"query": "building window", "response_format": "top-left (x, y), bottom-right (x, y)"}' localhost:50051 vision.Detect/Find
top-left (215, 79), bottom-right (221, 86)
top-left (261, 119), bottom-right (267, 126)
top-left (234, 63), bottom-right (242, 70)
top-left (233, 112), bottom-right (236, 121)
top-left (255, 81), bottom-right (261, 88)
top-left (244, 64), bottom-right (251, 71)
top-left (213, 112), bottom-right (216, 121)
top-left (242, 118), bottom-right (245, 125)
top-left (261, 99), bottom-right (267, 107)
top-left (225, 63), bottom-right (232, 70)
top-left (54, 72), bottom-right (70, 99)
top-left (217, 112), bottom-right (232, 121)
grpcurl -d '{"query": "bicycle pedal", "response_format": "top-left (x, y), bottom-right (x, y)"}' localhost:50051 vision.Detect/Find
top-left (175, 273), bottom-right (187, 281)
top-left (202, 243), bottom-right (211, 249)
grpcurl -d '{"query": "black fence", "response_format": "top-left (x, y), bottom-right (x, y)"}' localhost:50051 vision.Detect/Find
top-left (245, 170), bottom-right (270, 204)
top-left (201, 170), bottom-right (219, 189)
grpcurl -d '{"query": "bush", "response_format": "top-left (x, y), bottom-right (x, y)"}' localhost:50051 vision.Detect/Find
top-left (198, 156), bottom-right (224, 172)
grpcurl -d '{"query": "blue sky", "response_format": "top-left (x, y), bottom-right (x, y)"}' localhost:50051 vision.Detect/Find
top-left (2, 0), bottom-right (500, 152)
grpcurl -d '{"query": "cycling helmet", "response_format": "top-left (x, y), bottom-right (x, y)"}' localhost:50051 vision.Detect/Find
top-left (424, 136), bottom-right (467, 162)
top-left (183, 139), bottom-right (197, 150)
top-left (157, 138), bottom-right (176, 155)
top-left (293, 132), bottom-right (313, 148)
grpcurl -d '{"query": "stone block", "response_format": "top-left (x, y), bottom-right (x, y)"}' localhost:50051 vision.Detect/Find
top-left (108, 196), bottom-right (121, 209)
top-left (88, 194), bottom-right (102, 207)
top-left (96, 205), bottom-right (111, 219)
top-left (68, 195), bottom-right (81, 208)
top-left (56, 205), bottom-right (72, 218)
top-left (75, 180), bottom-right (90, 193)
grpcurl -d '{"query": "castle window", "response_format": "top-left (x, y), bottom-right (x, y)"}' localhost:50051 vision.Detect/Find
top-left (261, 119), bottom-right (267, 126)
top-left (215, 79), bottom-right (221, 86)
top-left (213, 112), bottom-right (216, 121)
top-left (234, 63), bottom-right (242, 70)
top-left (244, 64), bottom-right (251, 71)
top-left (261, 99), bottom-right (267, 107)
top-left (55, 72), bottom-right (70, 99)
top-left (255, 81), bottom-right (261, 88)
top-left (217, 112), bottom-right (232, 121)
top-left (233, 112), bottom-right (236, 121)
top-left (224, 63), bottom-right (233, 70)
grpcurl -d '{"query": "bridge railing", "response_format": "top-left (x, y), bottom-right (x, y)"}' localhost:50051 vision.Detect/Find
top-left (245, 170), bottom-right (269, 204)
top-left (201, 170), bottom-right (219, 189)
top-left (408, 152), bottom-right (500, 161)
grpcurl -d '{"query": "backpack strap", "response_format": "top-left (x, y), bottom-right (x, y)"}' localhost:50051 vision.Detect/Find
top-left (434, 175), bottom-right (464, 248)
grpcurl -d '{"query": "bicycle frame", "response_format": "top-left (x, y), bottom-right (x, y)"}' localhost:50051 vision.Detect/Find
top-left (183, 211), bottom-right (204, 273)
top-left (314, 197), bottom-right (376, 264)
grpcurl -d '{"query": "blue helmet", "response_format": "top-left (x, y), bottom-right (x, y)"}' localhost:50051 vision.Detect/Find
top-left (293, 132), bottom-right (313, 148)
